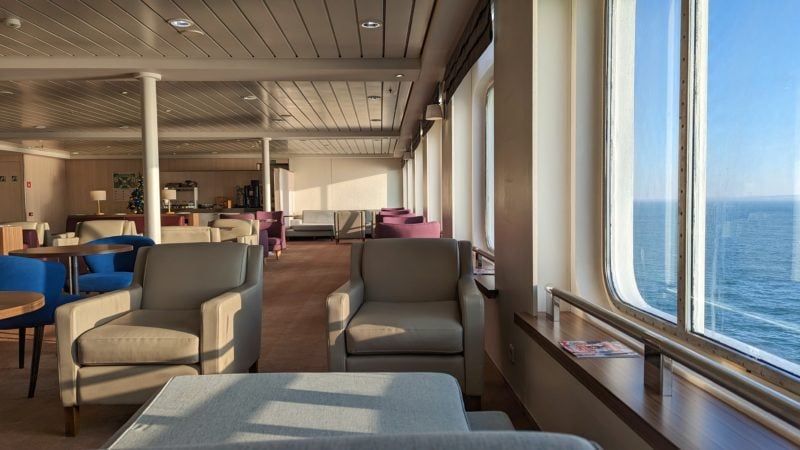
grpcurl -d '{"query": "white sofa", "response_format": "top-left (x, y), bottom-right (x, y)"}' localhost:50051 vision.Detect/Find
top-left (286, 210), bottom-right (335, 239)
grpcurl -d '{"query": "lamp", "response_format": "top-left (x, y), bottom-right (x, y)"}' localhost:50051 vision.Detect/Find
top-left (161, 189), bottom-right (177, 214)
top-left (89, 190), bottom-right (106, 215)
top-left (424, 103), bottom-right (443, 121)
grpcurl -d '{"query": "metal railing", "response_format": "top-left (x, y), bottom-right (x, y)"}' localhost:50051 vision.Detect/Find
top-left (472, 246), bottom-right (494, 268)
top-left (547, 286), bottom-right (800, 429)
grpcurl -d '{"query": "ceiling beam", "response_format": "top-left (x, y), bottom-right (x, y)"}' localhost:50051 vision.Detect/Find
top-left (0, 129), bottom-right (400, 141)
top-left (0, 58), bottom-right (420, 82)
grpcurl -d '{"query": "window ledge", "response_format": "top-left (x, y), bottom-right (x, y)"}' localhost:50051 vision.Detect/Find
top-left (514, 311), bottom-right (797, 449)
top-left (475, 274), bottom-right (498, 298)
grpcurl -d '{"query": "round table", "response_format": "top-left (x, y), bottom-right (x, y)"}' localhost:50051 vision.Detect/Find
top-left (0, 291), bottom-right (44, 320)
top-left (10, 244), bottom-right (134, 295)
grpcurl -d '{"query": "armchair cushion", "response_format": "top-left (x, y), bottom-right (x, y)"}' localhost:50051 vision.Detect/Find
top-left (346, 301), bottom-right (463, 355)
top-left (362, 239), bottom-right (459, 303)
top-left (78, 309), bottom-right (200, 365)
top-left (74, 220), bottom-right (137, 244)
top-left (141, 243), bottom-right (248, 310)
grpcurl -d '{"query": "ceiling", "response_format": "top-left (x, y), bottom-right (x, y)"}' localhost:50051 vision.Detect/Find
top-left (0, 0), bottom-right (477, 158)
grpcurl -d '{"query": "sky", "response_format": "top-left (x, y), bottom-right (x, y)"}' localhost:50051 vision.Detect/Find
top-left (633, 0), bottom-right (800, 200)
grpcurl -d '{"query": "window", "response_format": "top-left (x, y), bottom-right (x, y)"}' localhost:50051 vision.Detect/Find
top-left (485, 86), bottom-right (495, 251)
top-left (607, 0), bottom-right (800, 382)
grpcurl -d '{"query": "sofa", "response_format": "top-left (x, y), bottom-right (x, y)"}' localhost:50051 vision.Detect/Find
top-left (286, 210), bottom-right (335, 239)
top-left (65, 214), bottom-right (186, 234)
top-left (53, 220), bottom-right (138, 246)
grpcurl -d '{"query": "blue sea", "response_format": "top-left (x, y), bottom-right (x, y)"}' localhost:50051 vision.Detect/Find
top-left (633, 198), bottom-right (800, 372)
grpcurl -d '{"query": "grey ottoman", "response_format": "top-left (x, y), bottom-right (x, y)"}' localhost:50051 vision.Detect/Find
top-left (105, 372), bottom-right (472, 448)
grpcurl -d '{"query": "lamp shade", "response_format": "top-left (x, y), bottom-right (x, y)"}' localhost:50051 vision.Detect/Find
top-left (161, 189), bottom-right (177, 200)
top-left (424, 103), bottom-right (443, 121)
top-left (89, 190), bottom-right (106, 201)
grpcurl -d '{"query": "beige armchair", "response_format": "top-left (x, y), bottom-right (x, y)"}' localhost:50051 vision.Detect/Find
top-left (55, 243), bottom-right (263, 436)
top-left (1, 221), bottom-right (50, 246)
top-left (161, 225), bottom-right (221, 244)
top-left (334, 210), bottom-right (366, 243)
top-left (327, 239), bottom-right (484, 405)
top-left (52, 220), bottom-right (137, 246)
top-left (210, 218), bottom-right (259, 245)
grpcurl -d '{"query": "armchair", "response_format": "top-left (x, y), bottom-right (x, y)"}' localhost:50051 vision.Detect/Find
top-left (210, 218), bottom-right (259, 245)
top-left (52, 220), bottom-right (137, 246)
top-left (56, 243), bottom-right (263, 435)
top-left (161, 226), bottom-right (221, 243)
top-left (258, 211), bottom-right (286, 259)
top-left (0, 256), bottom-right (82, 398)
top-left (326, 239), bottom-right (484, 404)
top-left (334, 210), bottom-right (366, 243)
top-left (79, 235), bottom-right (155, 293)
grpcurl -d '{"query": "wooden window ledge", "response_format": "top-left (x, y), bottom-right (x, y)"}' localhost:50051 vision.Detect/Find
top-left (514, 312), bottom-right (795, 449)
top-left (475, 274), bottom-right (498, 298)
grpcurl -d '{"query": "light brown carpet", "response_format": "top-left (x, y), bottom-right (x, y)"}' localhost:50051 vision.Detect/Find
top-left (0, 240), bottom-right (533, 449)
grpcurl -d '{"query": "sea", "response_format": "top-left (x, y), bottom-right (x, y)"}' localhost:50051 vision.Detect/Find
top-left (633, 198), bottom-right (800, 373)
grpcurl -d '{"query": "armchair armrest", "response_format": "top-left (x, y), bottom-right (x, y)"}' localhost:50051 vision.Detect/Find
top-left (235, 234), bottom-right (259, 245)
top-left (200, 279), bottom-right (263, 374)
top-left (458, 277), bottom-right (485, 397)
top-left (326, 280), bottom-right (364, 371)
top-left (55, 286), bottom-right (142, 407)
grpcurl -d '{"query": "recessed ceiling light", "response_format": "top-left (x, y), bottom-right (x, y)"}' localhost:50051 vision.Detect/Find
top-left (242, 95), bottom-right (258, 101)
top-left (34, 125), bottom-right (46, 129)
top-left (367, 95), bottom-right (381, 101)
top-left (118, 125), bottom-right (129, 129)
top-left (172, 152), bottom-right (177, 155)
top-left (106, 145), bottom-right (111, 148)
top-left (182, 142), bottom-right (190, 146)
top-left (164, 109), bottom-right (172, 113)
top-left (169, 18), bottom-right (193, 28)
top-left (0, 90), bottom-right (15, 95)
top-left (394, 74), bottom-right (404, 78)
top-left (71, 151), bottom-right (80, 155)
top-left (121, 91), bottom-right (129, 95)
top-left (360, 20), bottom-right (382, 29)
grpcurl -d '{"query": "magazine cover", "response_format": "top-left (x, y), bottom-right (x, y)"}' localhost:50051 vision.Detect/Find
top-left (559, 340), bottom-right (637, 358)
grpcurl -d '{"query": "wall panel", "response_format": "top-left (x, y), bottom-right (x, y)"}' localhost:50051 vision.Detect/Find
top-left (23, 155), bottom-right (68, 233)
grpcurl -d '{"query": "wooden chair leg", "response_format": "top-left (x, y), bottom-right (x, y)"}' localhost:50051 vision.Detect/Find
top-left (18, 327), bottom-right (25, 369)
top-left (64, 406), bottom-right (79, 437)
top-left (249, 359), bottom-right (259, 373)
top-left (28, 325), bottom-right (44, 398)
top-left (276, 250), bottom-right (281, 260)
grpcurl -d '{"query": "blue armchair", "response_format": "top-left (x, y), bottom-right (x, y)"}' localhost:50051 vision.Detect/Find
top-left (0, 256), bottom-right (82, 397)
top-left (79, 235), bottom-right (155, 293)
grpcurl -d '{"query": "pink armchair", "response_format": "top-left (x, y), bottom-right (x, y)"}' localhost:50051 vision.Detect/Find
top-left (374, 221), bottom-right (441, 238)
top-left (224, 212), bottom-right (285, 260)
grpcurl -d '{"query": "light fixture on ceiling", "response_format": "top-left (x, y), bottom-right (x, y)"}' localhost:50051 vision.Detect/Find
top-left (425, 103), bottom-right (444, 121)
top-left (169, 18), bottom-right (193, 28)
top-left (34, 124), bottom-right (46, 129)
top-left (164, 108), bottom-right (173, 113)
top-left (242, 94), bottom-right (258, 101)
top-left (367, 95), bottom-right (381, 101)
top-left (72, 151), bottom-right (80, 155)
top-left (212, 151), bottom-right (219, 154)
top-left (121, 91), bottom-right (129, 95)
top-left (394, 74), bottom-right (404, 78)
top-left (360, 20), bottom-right (382, 29)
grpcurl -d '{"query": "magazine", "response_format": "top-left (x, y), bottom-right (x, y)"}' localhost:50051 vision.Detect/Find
top-left (559, 340), bottom-right (637, 358)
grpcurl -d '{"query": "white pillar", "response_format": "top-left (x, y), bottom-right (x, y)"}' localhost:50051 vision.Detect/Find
top-left (136, 72), bottom-right (162, 243)
top-left (262, 138), bottom-right (272, 211)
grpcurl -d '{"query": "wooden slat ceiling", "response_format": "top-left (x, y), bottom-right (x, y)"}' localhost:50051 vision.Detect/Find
top-left (8, 138), bottom-right (399, 156)
top-left (0, 0), bottom-right (439, 156)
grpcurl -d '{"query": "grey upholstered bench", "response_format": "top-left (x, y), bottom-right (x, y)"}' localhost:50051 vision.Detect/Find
top-left (104, 372), bottom-right (512, 448)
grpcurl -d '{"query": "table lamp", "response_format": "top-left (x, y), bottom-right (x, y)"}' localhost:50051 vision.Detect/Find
top-left (89, 190), bottom-right (106, 215)
top-left (161, 189), bottom-right (177, 214)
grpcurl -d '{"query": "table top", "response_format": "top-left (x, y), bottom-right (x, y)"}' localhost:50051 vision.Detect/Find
top-left (0, 291), bottom-right (44, 320)
top-left (10, 244), bottom-right (134, 258)
top-left (105, 373), bottom-right (468, 448)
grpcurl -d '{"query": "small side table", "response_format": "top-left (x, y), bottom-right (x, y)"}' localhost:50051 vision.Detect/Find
top-left (0, 291), bottom-right (44, 320)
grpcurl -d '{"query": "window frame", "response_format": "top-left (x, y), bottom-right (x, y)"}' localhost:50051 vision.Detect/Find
top-left (603, 0), bottom-right (800, 393)
top-left (484, 84), bottom-right (495, 252)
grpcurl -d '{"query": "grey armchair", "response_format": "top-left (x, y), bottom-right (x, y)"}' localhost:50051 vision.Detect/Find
top-left (327, 239), bottom-right (484, 405)
top-left (56, 243), bottom-right (263, 436)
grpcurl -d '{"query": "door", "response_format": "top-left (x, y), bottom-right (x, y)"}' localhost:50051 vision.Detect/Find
top-left (0, 161), bottom-right (25, 222)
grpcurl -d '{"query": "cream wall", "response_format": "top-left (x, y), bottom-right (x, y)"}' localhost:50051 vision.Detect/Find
top-left (23, 154), bottom-right (68, 233)
top-left (290, 157), bottom-right (402, 214)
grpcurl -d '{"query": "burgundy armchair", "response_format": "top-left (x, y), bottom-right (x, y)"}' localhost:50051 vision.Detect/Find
top-left (382, 215), bottom-right (426, 224)
top-left (374, 221), bottom-right (441, 238)
top-left (223, 212), bottom-right (285, 260)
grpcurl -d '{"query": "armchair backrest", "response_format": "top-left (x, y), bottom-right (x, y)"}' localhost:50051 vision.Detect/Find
top-left (75, 220), bottom-right (137, 244)
top-left (335, 210), bottom-right (365, 239)
top-left (381, 215), bottom-right (425, 224)
top-left (84, 235), bottom-right (155, 273)
top-left (301, 210), bottom-right (334, 225)
top-left (161, 226), bottom-right (221, 243)
top-left (0, 256), bottom-right (65, 323)
top-left (137, 243), bottom-right (251, 310)
top-left (210, 218), bottom-right (258, 242)
top-left (359, 238), bottom-right (464, 303)
top-left (1, 221), bottom-right (49, 246)
top-left (374, 221), bottom-right (441, 239)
